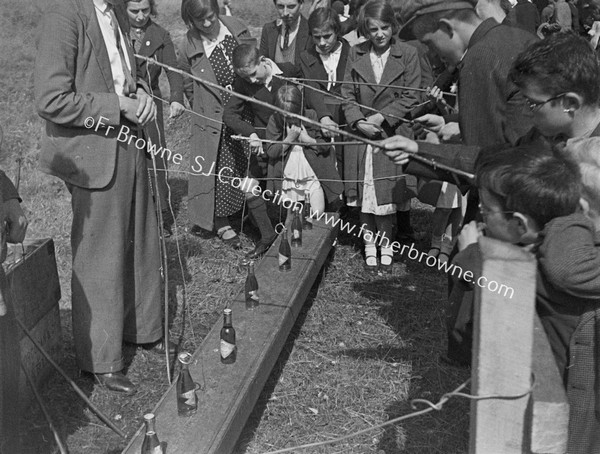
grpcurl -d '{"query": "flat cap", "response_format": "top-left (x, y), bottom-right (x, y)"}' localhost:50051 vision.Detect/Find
top-left (398, 0), bottom-right (475, 40)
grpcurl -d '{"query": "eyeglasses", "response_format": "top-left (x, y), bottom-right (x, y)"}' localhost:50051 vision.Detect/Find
top-left (523, 93), bottom-right (566, 112)
top-left (478, 203), bottom-right (514, 217)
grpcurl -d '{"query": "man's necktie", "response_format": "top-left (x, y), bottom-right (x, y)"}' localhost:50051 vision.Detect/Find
top-left (106, 2), bottom-right (136, 95)
top-left (132, 27), bottom-right (144, 53)
top-left (282, 24), bottom-right (290, 50)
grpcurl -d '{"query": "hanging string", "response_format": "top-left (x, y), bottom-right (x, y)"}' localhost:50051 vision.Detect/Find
top-left (144, 64), bottom-right (174, 384)
top-left (134, 54), bottom-right (475, 182)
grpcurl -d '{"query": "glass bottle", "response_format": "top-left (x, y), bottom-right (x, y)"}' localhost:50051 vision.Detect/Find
top-left (176, 352), bottom-right (198, 417)
top-left (291, 208), bottom-right (303, 247)
top-left (244, 261), bottom-right (259, 309)
top-left (141, 413), bottom-right (162, 454)
top-left (220, 308), bottom-right (236, 364)
top-left (303, 191), bottom-right (313, 230)
top-left (278, 229), bottom-right (292, 272)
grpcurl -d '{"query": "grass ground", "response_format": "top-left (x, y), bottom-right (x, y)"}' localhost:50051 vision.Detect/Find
top-left (4, 0), bottom-right (469, 452)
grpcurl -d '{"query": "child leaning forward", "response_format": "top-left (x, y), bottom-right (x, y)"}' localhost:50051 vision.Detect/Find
top-left (265, 84), bottom-right (342, 218)
top-left (452, 140), bottom-right (600, 454)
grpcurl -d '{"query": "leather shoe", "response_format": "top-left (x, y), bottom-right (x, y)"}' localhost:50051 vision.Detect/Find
top-left (245, 234), bottom-right (277, 260)
top-left (94, 371), bottom-right (137, 395)
top-left (144, 338), bottom-right (178, 356)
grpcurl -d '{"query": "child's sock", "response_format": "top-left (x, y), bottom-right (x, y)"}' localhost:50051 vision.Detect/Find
top-left (380, 246), bottom-right (393, 266)
top-left (364, 243), bottom-right (377, 266)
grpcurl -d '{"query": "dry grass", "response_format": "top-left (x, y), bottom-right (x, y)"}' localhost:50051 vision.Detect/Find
top-left (4, 1), bottom-right (470, 453)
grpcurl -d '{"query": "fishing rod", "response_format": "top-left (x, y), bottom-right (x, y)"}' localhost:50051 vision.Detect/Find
top-left (281, 75), bottom-right (457, 97)
top-left (135, 55), bottom-right (475, 181)
top-left (273, 74), bottom-right (416, 125)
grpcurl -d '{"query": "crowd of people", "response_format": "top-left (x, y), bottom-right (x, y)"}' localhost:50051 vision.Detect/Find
top-left (26, 0), bottom-right (600, 452)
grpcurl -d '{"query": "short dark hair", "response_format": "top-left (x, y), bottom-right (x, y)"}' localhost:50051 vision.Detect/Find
top-left (232, 44), bottom-right (261, 71)
top-left (272, 0), bottom-right (304, 4)
top-left (357, 0), bottom-right (399, 37)
top-left (125, 0), bottom-right (158, 16)
top-left (181, 0), bottom-right (219, 30)
top-left (411, 8), bottom-right (478, 38)
top-left (475, 141), bottom-right (581, 227)
top-left (509, 33), bottom-right (600, 107)
top-left (308, 7), bottom-right (342, 36)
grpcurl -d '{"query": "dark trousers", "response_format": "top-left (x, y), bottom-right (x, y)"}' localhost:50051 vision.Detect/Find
top-left (69, 140), bottom-right (162, 373)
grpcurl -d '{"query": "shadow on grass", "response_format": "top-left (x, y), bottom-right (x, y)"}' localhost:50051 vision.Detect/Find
top-left (233, 253), bottom-right (332, 453)
top-left (346, 264), bottom-right (470, 453)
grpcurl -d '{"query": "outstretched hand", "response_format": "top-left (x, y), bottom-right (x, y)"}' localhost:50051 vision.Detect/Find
top-left (374, 135), bottom-right (419, 166)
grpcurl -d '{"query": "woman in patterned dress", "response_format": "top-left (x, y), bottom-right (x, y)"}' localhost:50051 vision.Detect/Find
top-left (179, 0), bottom-right (253, 248)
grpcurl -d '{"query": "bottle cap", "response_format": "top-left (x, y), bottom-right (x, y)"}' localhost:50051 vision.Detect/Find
top-left (224, 308), bottom-right (232, 315)
top-left (143, 413), bottom-right (155, 421)
top-left (178, 352), bottom-right (193, 365)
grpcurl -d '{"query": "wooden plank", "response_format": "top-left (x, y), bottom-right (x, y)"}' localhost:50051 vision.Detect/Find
top-left (123, 215), bottom-right (338, 454)
top-left (1, 239), bottom-right (62, 411)
top-left (470, 237), bottom-right (537, 454)
top-left (530, 315), bottom-right (569, 454)
top-left (5, 239), bottom-right (62, 337)
top-left (5, 239), bottom-right (62, 409)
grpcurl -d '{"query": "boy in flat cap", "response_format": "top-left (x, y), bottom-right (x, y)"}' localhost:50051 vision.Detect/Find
top-left (395, 0), bottom-right (537, 225)
top-left (399, 0), bottom-right (537, 149)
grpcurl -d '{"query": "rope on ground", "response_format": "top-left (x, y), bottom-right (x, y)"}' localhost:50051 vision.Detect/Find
top-left (262, 379), bottom-right (471, 453)
top-left (262, 377), bottom-right (534, 453)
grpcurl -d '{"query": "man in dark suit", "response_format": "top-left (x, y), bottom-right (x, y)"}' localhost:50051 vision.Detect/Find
top-left (35, 0), bottom-right (173, 394)
top-left (260, 0), bottom-right (311, 69)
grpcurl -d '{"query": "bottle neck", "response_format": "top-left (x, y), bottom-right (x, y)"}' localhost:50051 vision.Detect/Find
top-left (223, 312), bottom-right (232, 327)
top-left (144, 416), bottom-right (156, 434)
top-left (247, 263), bottom-right (255, 276)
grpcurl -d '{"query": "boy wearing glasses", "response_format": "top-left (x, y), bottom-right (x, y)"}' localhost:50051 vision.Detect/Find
top-left (380, 33), bottom-right (600, 189)
top-left (449, 141), bottom-right (600, 454)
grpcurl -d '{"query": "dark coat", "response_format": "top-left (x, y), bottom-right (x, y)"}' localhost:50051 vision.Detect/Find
top-left (299, 40), bottom-right (351, 123)
top-left (536, 213), bottom-right (600, 454)
top-left (135, 20), bottom-right (184, 149)
top-left (260, 16), bottom-right (311, 69)
top-left (341, 39), bottom-right (421, 205)
top-left (457, 18), bottom-right (537, 147)
top-left (514, 0), bottom-right (542, 34)
top-left (265, 109), bottom-right (343, 204)
top-left (223, 62), bottom-right (301, 139)
top-left (178, 16), bottom-right (254, 230)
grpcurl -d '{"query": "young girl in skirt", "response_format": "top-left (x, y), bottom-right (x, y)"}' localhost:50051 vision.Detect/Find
top-left (265, 84), bottom-right (342, 218)
top-left (341, 0), bottom-right (421, 273)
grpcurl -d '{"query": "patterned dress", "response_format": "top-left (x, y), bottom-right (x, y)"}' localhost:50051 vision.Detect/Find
top-left (209, 34), bottom-right (247, 217)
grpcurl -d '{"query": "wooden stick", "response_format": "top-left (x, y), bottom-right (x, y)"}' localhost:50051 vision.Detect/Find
top-left (135, 55), bottom-right (475, 182)
top-left (280, 75), bottom-right (457, 96)
top-left (14, 317), bottom-right (127, 439)
top-left (22, 363), bottom-right (70, 454)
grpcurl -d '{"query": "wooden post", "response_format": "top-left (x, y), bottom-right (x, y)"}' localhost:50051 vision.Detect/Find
top-left (530, 316), bottom-right (569, 453)
top-left (470, 237), bottom-right (537, 453)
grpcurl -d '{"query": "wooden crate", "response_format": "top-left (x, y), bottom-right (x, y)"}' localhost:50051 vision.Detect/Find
top-left (4, 239), bottom-right (62, 409)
